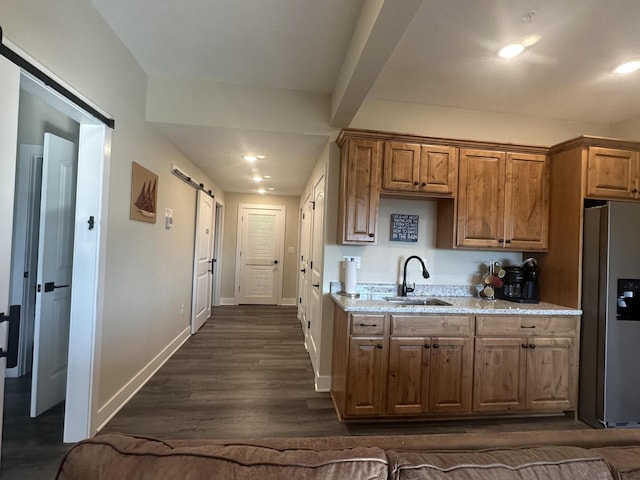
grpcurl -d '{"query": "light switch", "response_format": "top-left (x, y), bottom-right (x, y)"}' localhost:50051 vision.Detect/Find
top-left (165, 208), bottom-right (174, 229)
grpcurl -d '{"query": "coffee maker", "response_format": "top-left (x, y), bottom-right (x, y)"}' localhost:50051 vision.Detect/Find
top-left (495, 258), bottom-right (539, 303)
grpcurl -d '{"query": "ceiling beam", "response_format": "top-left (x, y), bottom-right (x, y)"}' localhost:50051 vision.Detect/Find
top-left (330, 0), bottom-right (423, 127)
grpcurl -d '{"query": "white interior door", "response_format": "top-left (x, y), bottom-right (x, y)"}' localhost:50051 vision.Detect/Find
top-left (236, 205), bottom-right (285, 305)
top-left (0, 54), bottom-right (21, 466)
top-left (307, 175), bottom-right (325, 369)
top-left (298, 195), bottom-right (312, 340)
top-left (31, 133), bottom-right (77, 417)
top-left (191, 190), bottom-right (214, 334)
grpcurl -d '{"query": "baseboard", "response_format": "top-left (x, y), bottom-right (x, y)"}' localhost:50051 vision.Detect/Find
top-left (94, 326), bottom-right (191, 431)
top-left (315, 373), bottom-right (331, 392)
top-left (219, 298), bottom-right (297, 306)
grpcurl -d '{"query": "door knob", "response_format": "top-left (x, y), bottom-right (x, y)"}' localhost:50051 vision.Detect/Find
top-left (273, 260), bottom-right (279, 265)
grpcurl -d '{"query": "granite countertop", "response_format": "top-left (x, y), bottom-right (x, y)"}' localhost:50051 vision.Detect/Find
top-left (330, 292), bottom-right (582, 316)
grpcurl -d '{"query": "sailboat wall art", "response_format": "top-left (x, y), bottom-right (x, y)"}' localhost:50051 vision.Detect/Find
top-left (130, 161), bottom-right (158, 223)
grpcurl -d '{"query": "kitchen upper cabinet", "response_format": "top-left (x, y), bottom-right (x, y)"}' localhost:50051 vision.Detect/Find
top-left (456, 149), bottom-right (549, 251)
top-left (586, 147), bottom-right (640, 200)
top-left (337, 138), bottom-right (381, 245)
top-left (382, 141), bottom-right (457, 196)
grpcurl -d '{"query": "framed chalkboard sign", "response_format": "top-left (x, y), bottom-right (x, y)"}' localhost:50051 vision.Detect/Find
top-left (391, 214), bottom-right (418, 242)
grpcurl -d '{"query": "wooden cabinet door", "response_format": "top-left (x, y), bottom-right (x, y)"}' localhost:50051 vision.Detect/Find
top-left (418, 145), bottom-right (457, 195)
top-left (339, 139), bottom-right (381, 244)
top-left (525, 337), bottom-right (574, 411)
top-left (383, 141), bottom-right (421, 192)
top-left (473, 337), bottom-right (526, 412)
top-left (428, 336), bottom-right (472, 414)
top-left (504, 153), bottom-right (549, 250)
top-left (387, 337), bottom-right (430, 415)
top-left (346, 337), bottom-right (386, 416)
top-left (457, 149), bottom-right (506, 248)
top-left (586, 147), bottom-right (639, 200)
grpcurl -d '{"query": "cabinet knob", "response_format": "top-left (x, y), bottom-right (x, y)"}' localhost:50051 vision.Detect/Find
top-left (529, 344), bottom-right (536, 349)
top-left (424, 344), bottom-right (431, 349)
top-left (633, 188), bottom-right (638, 194)
top-left (433, 344), bottom-right (439, 349)
top-left (368, 233), bottom-right (375, 238)
top-left (421, 182), bottom-right (427, 187)
top-left (505, 239), bottom-right (512, 244)
top-left (522, 343), bottom-right (528, 349)
top-left (413, 181), bottom-right (419, 186)
top-left (377, 344), bottom-right (384, 349)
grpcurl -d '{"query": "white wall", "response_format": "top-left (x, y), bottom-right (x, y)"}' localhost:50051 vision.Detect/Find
top-left (612, 114), bottom-right (640, 140)
top-left (0, 0), bottom-right (221, 424)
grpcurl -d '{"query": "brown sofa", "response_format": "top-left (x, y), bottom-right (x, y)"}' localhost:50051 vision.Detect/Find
top-left (56, 429), bottom-right (640, 479)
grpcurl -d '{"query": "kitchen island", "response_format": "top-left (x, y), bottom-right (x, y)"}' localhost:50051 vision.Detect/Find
top-left (330, 291), bottom-right (581, 422)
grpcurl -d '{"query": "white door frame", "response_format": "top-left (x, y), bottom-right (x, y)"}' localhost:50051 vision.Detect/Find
top-left (15, 67), bottom-right (111, 441)
top-left (211, 200), bottom-right (224, 307)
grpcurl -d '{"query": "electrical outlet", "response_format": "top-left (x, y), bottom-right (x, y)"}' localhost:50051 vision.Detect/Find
top-left (343, 256), bottom-right (361, 269)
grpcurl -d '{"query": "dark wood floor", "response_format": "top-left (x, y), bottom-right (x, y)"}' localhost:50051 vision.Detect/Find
top-left (1, 305), bottom-right (589, 478)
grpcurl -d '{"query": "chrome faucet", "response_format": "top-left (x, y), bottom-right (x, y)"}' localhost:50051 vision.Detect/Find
top-left (401, 255), bottom-right (430, 296)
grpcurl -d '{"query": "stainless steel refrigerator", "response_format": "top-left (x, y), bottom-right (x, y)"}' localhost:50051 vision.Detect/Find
top-left (580, 202), bottom-right (640, 428)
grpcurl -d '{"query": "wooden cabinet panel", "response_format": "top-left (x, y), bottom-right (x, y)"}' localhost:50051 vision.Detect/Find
top-left (505, 153), bottom-right (549, 250)
top-left (526, 337), bottom-right (574, 411)
top-left (419, 145), bottom-right (457, 195)
top-left (338, 138), bottom-right (381, 244)
top-left (382, 141), bottom-right (457, 195)
top-left (473, 315), bottom-right (578, 414)
top-left (586, 147), bottom-right (639, 200)
top-left (346, 337), bottom-right (387, 416)
top-left (387, 338), bottom-right (429, 415)
top-left (476, 316), bottom-right (578, 337)
top-left (383, 142), bottom-right (421, 192)
top-left (390, 315), bottom-right (473, 336)
top-left (456, 149), bottom-right (549, 251)
top-left (473, 337), bottom-right (527, 412)
top-left (428, 336), bottom-right (472, 413)
top-left (387, 335), bottom-right (472, 415)
top-left (350, 313), bottom-right (385, 336)
top-left (457, 149), bottom-right (506, 248)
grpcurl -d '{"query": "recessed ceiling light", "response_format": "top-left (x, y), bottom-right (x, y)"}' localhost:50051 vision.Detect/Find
top-left (243, 155), bottom-right (257, 162)
top-left (258, 188), bottom-right (266, 194)
top-left (498, 43), bottom-right (525, 58)
top-left (268, 187), bottom-right (275, 191)
top-left (252, 176), bottom-right (262, 182)
top-left (263, 175), bottom-right (272, 179)
top-left (615, 60), bottom-right (640, 74)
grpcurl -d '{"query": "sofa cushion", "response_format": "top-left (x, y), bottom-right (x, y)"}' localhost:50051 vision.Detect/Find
top-left (388, 445), bottom-right (614, 480)
top-left (56, 433), bottom-right (389, 480)
top-left (593, 445), bottom-right (640, 479)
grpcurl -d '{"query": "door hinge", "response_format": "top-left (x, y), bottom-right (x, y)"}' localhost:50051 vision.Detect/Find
top-left (88, 215), bottom-right (95, 230)
top-left (310, 261), bottom-right (313, 269)
top-left (307, 321), bottom-right (311, 329)
top-left (299, 297), bottom-right (302, 304)
top-left (311, 201), bottom-right (316, 210)
top-left (37, 284), bottom-right (41, 293)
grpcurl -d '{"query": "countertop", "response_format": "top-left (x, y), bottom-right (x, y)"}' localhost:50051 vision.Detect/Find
top-left (330, 293), bottom-right (582, 316)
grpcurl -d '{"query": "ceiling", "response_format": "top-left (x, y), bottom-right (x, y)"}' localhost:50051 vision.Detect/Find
top-left (91, 0), bottom-right (640, 196)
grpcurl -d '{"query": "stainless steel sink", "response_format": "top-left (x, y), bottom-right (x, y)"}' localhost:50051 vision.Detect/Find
top-left (383, 296), bottom-right (452, 306)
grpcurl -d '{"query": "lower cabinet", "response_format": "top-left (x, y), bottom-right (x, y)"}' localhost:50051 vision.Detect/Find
top-left (388, 336), bottom-right (472, 415)
top-left (331, 309), bottom-right (578, 421)
top-left (473, 316), bottom-right (577, 413)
